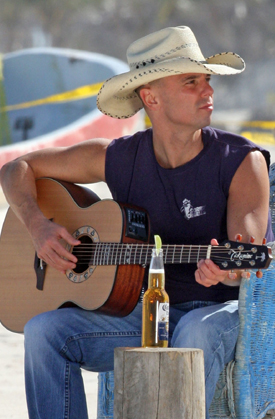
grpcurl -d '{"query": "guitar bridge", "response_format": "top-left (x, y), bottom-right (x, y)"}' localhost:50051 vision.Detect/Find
top-left (34, 253), bottom-right (47, 290)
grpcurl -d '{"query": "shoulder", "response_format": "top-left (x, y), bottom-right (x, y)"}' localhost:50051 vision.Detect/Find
top-left (204, 126), bottom-right (256, 147)
top-left (107, 128), bottom-right (151, 152)
top-left (105, 129), bottom-right (152, 200)
top-left (234, 148), bottom-right (269, 179)
top-left (106, 128), bottom-right (152, 166)
top-left (203, 126), bottom-right (270, 167)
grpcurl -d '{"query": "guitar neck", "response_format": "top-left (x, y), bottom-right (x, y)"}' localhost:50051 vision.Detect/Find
top-left (78, 243), bottom-right (208, 267)
top-left (93, 243), bottom-right (204, 266)
top-left (73, 241), bottom-right (272, 271)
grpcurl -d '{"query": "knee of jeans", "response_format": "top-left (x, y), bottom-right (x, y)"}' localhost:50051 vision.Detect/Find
top-left (24, 311), bottom-right (56, 350)
top-left (171, 309), bottom-right (215, 350)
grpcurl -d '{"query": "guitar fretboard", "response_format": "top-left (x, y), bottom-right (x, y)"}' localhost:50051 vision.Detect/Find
top-left (72, 243), bottom-right (213, 266)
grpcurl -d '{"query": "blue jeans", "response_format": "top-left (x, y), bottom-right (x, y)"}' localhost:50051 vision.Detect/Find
top-left (24, 300), bottom-right (239, 419)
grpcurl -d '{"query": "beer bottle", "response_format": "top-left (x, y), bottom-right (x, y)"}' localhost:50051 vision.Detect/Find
top-left (141, 241), bottom-right (169, 347)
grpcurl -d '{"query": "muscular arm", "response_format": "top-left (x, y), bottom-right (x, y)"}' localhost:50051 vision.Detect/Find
top-left (0, 138), bottom-right (111, 272)
top-left (195, 150), bottom-right (270, 287)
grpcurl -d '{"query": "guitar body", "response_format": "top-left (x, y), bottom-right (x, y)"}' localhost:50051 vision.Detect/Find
top-left (0, 178), bottom-right (148, 333)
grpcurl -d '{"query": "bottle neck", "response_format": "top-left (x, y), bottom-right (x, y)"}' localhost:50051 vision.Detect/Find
top-left (148, 248), bottom-right (165, 288)
top-left (148, 269), bottom-right (165, 289)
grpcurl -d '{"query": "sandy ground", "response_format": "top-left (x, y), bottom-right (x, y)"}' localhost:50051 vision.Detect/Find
top-left (0, 182), bottom-right (112, 419)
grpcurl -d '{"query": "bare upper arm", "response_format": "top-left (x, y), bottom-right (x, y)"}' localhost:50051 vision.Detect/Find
top-left (3, 137), bottom-right (112, 185)
top-left (227, 149), bottom-right (270, 244)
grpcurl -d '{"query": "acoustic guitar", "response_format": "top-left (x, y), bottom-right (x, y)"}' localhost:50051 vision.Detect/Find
top-left (0, 178), bottom-right (272, 333)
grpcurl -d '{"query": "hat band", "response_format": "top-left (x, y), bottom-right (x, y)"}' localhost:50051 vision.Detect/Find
top-left (129, 42), bottom-right (202, 70)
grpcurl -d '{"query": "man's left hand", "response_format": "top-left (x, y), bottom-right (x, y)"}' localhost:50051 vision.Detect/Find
top-left (195, 239), bottom-right (239, 287)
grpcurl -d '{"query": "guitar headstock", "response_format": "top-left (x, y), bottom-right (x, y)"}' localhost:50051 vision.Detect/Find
top-left (212, 240), bottom-right (273, 271)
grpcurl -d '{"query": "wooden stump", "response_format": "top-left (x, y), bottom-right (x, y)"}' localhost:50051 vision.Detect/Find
top-left (114, 347), bottom-right (205, 419)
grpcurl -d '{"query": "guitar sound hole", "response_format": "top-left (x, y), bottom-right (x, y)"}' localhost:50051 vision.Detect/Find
top-left (72, 235), bottom-right (92, 274)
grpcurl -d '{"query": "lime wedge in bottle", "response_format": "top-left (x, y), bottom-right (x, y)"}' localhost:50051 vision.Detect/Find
top-left (154, 234), bottom-right (162, 255)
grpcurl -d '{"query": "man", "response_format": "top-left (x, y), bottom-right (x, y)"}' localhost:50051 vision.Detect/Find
top-left (0, 26), bottom-right (273, 418)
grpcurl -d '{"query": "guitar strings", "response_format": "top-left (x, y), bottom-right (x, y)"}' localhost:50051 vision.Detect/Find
top-left (71, 244), bottom-right (253, 252)
top-left (69, 243), bottom-right (262, 265)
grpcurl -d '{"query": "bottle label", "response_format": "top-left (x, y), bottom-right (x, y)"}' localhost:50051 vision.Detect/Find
top-left (158, 303), bottom-right (169, 341)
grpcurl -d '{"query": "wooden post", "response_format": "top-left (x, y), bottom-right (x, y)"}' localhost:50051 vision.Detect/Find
top-left (114, 347), bottom-right (205, 419)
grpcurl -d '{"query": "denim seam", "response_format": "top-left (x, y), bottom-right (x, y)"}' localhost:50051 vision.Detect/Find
top-left (64, 361), bottom-right (70, 419)
top-left (67, 330), bottom-right (141, 342)
top-left (205, 322), bottom-right (240, 382)
top-left (59, 331), bottom-right (141, 356)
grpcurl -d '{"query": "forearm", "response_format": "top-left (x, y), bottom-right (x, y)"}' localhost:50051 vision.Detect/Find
top-left (0, 159), bottom-right (80, 272)
top-left (0, 159), bottom-right (43, 232)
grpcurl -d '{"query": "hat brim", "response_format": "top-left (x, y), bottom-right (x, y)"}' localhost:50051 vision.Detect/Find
top-left (97, 52), bottom-right (245, 119)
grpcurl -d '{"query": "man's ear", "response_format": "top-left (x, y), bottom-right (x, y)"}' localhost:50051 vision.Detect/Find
top-left (139, 85), bottom-right (158, 110)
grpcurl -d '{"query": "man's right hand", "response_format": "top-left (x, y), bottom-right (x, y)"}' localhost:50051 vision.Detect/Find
top-left (30, 217), bottom-right (81, 274)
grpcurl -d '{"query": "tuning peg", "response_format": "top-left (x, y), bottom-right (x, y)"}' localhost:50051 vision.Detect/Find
top-left (256, 270), bottom-right (263, 278)
top-left (241, 270), bottom-right (251, 279)
top-left (235, 234), bottom-right (242, 242)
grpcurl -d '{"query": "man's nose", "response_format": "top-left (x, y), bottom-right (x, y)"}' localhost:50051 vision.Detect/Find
top-left (202, 81), bottom-right (214, 97)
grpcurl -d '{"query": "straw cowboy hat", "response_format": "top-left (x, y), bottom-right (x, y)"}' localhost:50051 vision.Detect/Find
top-left (97, 26), bottom-right (245, 119)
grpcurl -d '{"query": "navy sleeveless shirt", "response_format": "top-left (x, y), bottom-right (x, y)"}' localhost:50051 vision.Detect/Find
top-left (105, 127), bottom-right (273, 304)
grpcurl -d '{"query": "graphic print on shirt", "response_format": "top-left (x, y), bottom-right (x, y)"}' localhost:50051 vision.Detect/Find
top-left (180, 199), bottom-right (206, 220)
